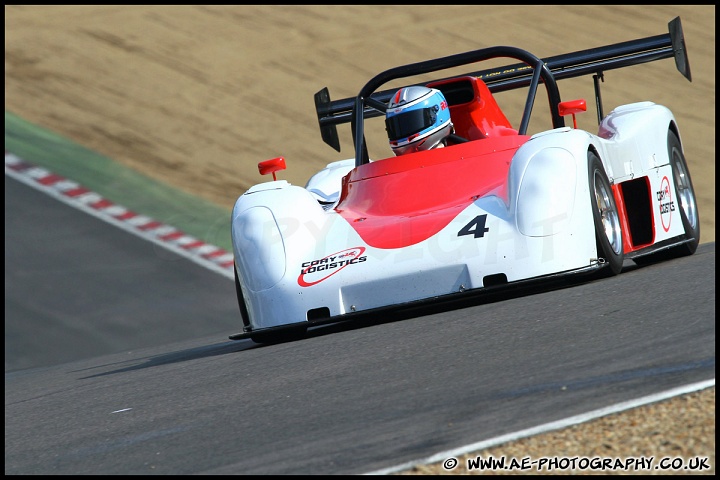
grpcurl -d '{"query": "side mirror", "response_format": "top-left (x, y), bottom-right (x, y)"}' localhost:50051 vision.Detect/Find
top-left (258, 157), bottom-right (286, 181)
top-left (558, 99), bottom-right (587, 129)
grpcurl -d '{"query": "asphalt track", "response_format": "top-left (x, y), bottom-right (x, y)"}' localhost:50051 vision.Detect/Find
top-left (4, 175), bottom-right (239, 372)
top-left (4, 165), bottom-right (715, 474)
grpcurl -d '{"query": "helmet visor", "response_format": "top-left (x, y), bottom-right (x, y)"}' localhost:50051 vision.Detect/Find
top-left (385, 107), bottom-right (437, 141)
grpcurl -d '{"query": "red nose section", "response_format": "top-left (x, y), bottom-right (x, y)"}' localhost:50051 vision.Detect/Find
top-left (258, 157), bottom-right (286, 180)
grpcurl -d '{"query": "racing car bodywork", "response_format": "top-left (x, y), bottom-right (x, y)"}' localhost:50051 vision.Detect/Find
top-left (230, 17), bottom-right (699, 343)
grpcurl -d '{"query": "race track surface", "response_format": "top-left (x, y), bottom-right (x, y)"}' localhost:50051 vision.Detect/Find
top-left (5, 171), bottom-right (715, 474)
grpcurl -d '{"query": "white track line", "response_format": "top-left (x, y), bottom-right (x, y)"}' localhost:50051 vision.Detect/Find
top-left (364, 379), bottom-right (715, 474)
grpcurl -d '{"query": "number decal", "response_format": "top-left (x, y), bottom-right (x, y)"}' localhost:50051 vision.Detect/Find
top-left (458, 214), bottom-right (489, 238)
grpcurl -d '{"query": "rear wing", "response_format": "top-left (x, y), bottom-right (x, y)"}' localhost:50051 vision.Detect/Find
top-left (315, 16), bottom-right (691, 153)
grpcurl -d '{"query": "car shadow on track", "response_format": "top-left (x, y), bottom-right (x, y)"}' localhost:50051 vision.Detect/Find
top-left (77, 340), bottom-right (258, 379)
top-left (82, 260), bottom-right (654, 379)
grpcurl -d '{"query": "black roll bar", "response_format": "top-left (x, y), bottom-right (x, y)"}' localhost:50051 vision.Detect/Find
top-left (315, 16), bottom-right (691, 166)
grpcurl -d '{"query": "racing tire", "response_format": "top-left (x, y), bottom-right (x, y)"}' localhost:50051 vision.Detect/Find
top-left (235, 266), bottom-right (307, 344)
top-left (634, 131), bottom-right (699, 265)
top-left (234, 266), bottom-right (251, 329)
top-left (588, 151), bottom-right (624, 277)
top-left (667, 130), bottom-right (700, 254)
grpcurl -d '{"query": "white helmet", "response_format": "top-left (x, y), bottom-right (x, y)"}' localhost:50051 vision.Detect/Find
top-left (385, 86), bottom-right (453, 155)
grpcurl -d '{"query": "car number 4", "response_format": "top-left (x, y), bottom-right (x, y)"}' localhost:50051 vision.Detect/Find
top-left (458, 214), bottom-right (490, 238)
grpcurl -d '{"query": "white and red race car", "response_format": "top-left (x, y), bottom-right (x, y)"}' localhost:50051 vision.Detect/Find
top-left (230, 17), bottom-right (699, 344)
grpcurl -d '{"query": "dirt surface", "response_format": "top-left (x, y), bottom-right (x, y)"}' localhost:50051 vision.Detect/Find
top-left (5, 5), bottom-right (715, 475)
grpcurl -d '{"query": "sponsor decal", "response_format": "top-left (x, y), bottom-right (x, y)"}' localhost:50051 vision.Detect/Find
top-left (656, 176), bottom-right (675, 232)
top-left (297, 247), bottom-right (367, 287)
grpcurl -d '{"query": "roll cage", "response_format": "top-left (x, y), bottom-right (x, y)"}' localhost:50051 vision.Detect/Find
top-left (315, 17), bottom-right (691, 167)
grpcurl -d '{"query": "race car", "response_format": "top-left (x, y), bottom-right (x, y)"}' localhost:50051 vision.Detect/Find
top-left (230, 17), bottom-right (699, 344)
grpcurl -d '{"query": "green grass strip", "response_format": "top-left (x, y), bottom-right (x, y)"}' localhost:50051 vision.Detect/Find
top-left (5, 111), bottom-right (232, 251)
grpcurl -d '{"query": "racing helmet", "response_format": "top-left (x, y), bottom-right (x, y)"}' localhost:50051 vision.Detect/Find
top-left (385, 86), bottom-right (453, 155)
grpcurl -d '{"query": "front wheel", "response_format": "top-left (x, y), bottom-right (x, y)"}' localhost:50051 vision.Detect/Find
top-left (234, 266), bottom-right (251, 329)
top-left (235, 266), bottom-right (307, 344)
top-left (588, 151), bottom-right (624, 277)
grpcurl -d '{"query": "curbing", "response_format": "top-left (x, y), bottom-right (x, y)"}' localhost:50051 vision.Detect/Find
top-left (5, 151), bottom-right (235, 279)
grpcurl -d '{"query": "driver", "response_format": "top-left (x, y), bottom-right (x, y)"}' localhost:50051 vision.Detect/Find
top-left (385, 86), bottom-right (453, 156)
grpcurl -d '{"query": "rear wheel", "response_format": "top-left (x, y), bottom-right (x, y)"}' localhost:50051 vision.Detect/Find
top-left (665, 130), bottom-right (699, 255)
top-left (634, 131), bottom-right (699, 265)
top-left (588, 151), bottom-right (624, 276)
